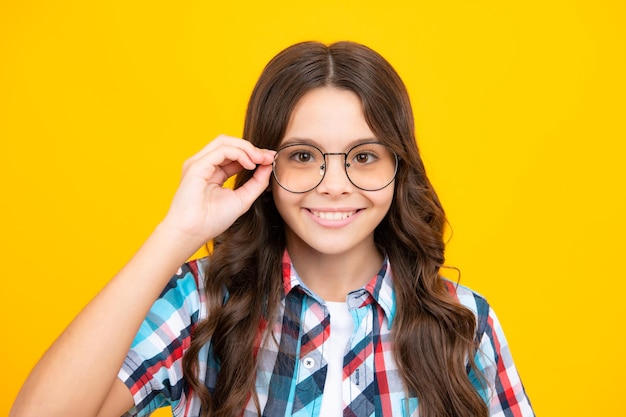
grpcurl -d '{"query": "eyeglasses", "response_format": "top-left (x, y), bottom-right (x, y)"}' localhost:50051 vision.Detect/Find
top-left (272, 142), bottom-right (399, 193)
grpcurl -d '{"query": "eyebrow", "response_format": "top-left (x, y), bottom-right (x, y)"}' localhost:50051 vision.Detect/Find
top-left (279, 137), bottom-right (381, 150)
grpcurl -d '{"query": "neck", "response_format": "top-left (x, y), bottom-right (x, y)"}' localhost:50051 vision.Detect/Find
top-left (286, 239), bottom-right (384, 302)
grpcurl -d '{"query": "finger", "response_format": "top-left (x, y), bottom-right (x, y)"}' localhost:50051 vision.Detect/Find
top-left (209, 145), bottom-right (258, 170)
top-left (219, 160), bottom-right (247, 179)
top-left (218, 150), bottom-right (276, 183)
top-left (234, 164), bottom-right (273, 210)
top-left (255, 148), bottom-right (278, 165)
top-left (183, 145), bottom-right (258, 182)
top-left (183, 145), bottom-right (274, 183)
top-left (187, 135), bottom-right (270, 166)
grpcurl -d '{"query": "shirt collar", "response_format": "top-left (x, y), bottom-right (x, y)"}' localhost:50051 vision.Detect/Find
top-left (281, 250), bottom-right (397, 329)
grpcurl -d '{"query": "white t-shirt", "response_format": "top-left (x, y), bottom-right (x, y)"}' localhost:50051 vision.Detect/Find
top-left (319, 301), bottom-right (354, 416)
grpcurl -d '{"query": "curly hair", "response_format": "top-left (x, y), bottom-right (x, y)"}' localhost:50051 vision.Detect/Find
top-left (182, 41), bottom-right (488, 417)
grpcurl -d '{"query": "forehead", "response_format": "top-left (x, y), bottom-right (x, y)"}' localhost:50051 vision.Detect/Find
top-left (281, 87), bottom-right (376, 149)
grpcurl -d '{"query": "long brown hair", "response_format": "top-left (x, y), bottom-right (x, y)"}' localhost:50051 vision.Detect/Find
top-left (183, 41), bottom-right (488, 417)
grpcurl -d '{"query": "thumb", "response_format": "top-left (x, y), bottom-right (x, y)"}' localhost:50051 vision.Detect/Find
top-left (234, 164), bottom-right (273, 211)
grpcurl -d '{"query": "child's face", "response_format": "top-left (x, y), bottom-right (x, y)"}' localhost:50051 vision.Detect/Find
top-left (272, 87), bottom-right (394, 258)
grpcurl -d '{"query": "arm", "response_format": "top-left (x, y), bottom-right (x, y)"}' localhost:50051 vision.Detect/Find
top-left (10, 135), bottom-right (276, 417)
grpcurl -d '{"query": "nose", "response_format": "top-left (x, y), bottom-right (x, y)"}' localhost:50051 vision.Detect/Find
top-left (316, 153), bottom-right (352, 195)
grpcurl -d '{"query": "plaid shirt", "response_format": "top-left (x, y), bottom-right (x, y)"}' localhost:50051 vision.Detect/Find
top-left (119, 253), bottom-right (534, 416)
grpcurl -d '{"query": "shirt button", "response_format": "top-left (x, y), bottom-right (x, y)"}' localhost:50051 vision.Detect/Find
top-left (302, 357), bottom-right (315, 369)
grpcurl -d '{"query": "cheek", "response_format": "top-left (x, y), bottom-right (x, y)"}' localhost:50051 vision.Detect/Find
top-left (374, 186), bottom-right (395, 212)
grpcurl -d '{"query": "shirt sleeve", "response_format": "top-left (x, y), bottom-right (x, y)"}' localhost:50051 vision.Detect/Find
top-left (117, 261), bottom-right (204, 417)
top-left (475, 306), bottom-right (535, 417)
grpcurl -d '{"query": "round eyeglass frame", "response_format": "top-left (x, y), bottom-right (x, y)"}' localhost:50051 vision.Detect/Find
top-left (271, 141), bottom-right (399, 194)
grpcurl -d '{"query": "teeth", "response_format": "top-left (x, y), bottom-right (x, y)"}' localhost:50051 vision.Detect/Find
top-left (312, 210), bottom-right (355, 220)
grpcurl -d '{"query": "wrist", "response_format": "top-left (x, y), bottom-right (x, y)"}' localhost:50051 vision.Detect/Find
top-left (152, 219), bottom-right (209, 259)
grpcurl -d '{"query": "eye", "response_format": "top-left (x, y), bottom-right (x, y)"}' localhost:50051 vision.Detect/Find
top-left (352, 151), bottom-right (378, 165)
top-left (292, 151), bottom-right (313, 163)
top-left (281, 145), bottom-right (320, 165)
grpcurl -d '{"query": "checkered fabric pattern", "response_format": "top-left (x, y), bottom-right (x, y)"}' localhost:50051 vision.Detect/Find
top-left (118, 253), bottom-right (534, 416)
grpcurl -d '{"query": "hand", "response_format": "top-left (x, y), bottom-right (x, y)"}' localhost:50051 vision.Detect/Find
top-left (160, 135), bottom-right (275, 250)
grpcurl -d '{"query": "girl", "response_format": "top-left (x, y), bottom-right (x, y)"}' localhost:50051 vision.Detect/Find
top-left (11, 41), bottom-right (534, 417)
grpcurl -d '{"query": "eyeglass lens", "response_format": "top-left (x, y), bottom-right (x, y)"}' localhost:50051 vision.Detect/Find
top-left (272, 143), bottom-right (397, 193)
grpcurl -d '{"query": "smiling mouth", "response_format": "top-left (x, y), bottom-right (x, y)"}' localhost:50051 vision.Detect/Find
top-left (310, 210), bottom-right (357, 220)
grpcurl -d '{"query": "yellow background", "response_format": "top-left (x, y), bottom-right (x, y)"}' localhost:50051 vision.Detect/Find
top-left (1, 1), bottom-right (625, 415)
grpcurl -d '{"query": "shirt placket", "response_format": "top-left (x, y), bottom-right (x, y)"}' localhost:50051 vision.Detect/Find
top-left (344, 290), bottom-right (377, 416)
top-left (291, 293), bottom-right (330, 417)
